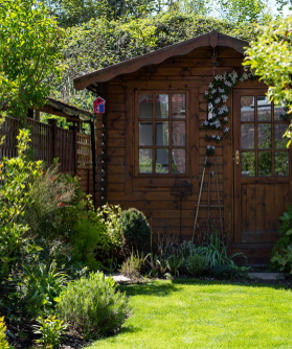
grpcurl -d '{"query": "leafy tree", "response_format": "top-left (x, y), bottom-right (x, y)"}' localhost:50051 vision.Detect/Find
top-left (217, 0), bottom-right (271, 24)
top-left (46, 0), bottom-right (159, 27)
top-left (57, 12), bottom-right (258, 109)
top-left (0, 0), bottom-right (65, 122)
top-left (244, 17), bottom-right (292, 146)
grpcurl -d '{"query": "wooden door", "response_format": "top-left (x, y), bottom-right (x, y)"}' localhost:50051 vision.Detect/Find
top-left (233, 88), bottom-right (291, 254)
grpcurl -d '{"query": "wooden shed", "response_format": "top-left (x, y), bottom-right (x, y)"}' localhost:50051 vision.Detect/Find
top-left (74, 30), bottom-right (292, 263)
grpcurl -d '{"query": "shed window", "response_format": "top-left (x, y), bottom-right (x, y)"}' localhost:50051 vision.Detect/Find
top-left (138, 92), bottom-right (186, 175)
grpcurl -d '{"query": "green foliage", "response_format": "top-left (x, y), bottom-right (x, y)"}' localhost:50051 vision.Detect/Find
top-left (56, 272), bottom-right (129, 339)
top-left (271, 206), bottom-right (292, 273)
top-left (120, 253), bottom-right (144, 279)
top-left (33, 315), bottom-right (67, 349)
top-left (58, 12), bottom-right (258, 109)
top-left (217, 0), bottom-right (271, 24)
top-left (120, 208), bottom-right (151, 253)
top-left (143, 235), bottom-right (247, 279)
top-left (185, 254), bottom-right (208, 276)
top-left (20, 262), bottom-right (67, 318)
top-left (244, 17), bottom-right (292, 147)
top-left (70, 216), bottom-right (107, 270)
top-left (193, 233), bottom-right (241, 269)
top-left (0, 130), bottom-right (44, 311)
top-left (96, 203), bottom-right (124, 251)
top-left (0, 0), bottom-right (65, 121)
top-left (0, 316), bottom-right (9, 349)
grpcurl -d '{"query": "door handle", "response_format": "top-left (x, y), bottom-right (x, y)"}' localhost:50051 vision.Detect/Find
top-left (235, 150), bottom-right (240, 165)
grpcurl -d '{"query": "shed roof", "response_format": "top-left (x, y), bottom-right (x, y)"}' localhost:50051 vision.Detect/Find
top-left (74, 30), bottom-right (248, 91)
top-left (41, 97), bottom-right (93, 122)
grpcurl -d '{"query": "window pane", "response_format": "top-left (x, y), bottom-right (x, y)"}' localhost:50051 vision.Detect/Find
top-left (156, 149), bottom-right (168, 174)
top-left (275, 124), bottom-right (288, 149)
top-left (156, 122), bottom-right (169, 146)
top-left (156, 94), bottom-right (168, 119)
top-left (241, 96), bottom-right (254, 121)
top-left (241, 152), bottom-right (255, 176)
top-left (241, 124), bottom-right (254, 149)
top-left (258, 124), bottom-right (271, 149)
top-left (139, 149), bottom-right (152, 174)
top-left (172, 94), bottom-right (186, 119)
top-left (258, 152), bottom-right (272, 176)
top-left (257, 96), bottom-right (271, 121)
top-left (275, 152), bottom-right (289, 176)
top-left (173, 121), bottom-right (185, 146)
top-left (139, 94), bottom-right (152, 119)
top-left (172, 149), bottom-right (185, 174)
top-left (274, 105), bottom-right (287, 121)
top-left (139, 122), bottom-right (152, 146)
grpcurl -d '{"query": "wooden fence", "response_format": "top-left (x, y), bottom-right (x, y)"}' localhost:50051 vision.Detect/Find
top-left (0, 116), bottom-right (94, 196)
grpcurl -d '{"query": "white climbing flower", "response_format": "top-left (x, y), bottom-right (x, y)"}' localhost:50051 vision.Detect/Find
top-left (222, 95), bottom-right (228, 102)
top-left (214, 97), bottom-right (221, 104)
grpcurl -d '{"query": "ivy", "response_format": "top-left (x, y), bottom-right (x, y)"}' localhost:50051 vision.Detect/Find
top-left (202, 70), bottom-right (254, 159)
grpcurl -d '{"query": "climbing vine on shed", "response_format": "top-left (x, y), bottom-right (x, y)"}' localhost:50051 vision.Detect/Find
top-left (202, 70), bottom-right (255, 159)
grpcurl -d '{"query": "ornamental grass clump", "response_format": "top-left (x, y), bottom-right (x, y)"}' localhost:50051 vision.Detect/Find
top-left (56, 272), bottom-right (129, 339)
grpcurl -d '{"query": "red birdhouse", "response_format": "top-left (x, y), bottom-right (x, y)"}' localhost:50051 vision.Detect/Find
top-left (94, 97), bottom-right (106, 114)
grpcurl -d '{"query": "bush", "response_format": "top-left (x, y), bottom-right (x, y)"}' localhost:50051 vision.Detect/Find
top-left (33, 315), bottom-right (67, 349)
top-left (70, 217), bottom-right (107, 270)
top-left (271, 206), bottom-right (292, 273)
top-left (120, 208), bottom-right (151, 253)
top-left (0, 316), bottom-right (9, 349)
top-left (185, 254), bottom-right (208, 276)
top-left (56, 272), bottom-right (129, 339)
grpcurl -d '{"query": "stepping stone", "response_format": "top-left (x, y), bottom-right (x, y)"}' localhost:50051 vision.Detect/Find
top-left (106, 273), bottom-right (132, 284)
top-left (248, 272), bottom-right (285, 280)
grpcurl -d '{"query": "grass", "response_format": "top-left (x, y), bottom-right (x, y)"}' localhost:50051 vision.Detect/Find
top-left (87, 279), bottom-right (292, 349)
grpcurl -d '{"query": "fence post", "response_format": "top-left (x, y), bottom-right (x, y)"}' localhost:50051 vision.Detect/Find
top-left (49, 119), bottom-right (57, 165)
top-left (72, 122), bottom-right (78, 176)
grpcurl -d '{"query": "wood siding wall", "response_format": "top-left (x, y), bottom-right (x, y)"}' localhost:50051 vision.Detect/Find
top-left (96, 47), bottom-right (261, 243)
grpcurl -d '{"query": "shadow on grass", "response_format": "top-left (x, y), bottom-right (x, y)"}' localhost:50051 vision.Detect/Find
top-left (172, 277), bottom-right (292, 290)
top-left (119, 280), bottom-right (180, 297)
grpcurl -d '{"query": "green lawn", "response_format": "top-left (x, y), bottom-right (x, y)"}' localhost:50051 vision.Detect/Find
top-left (88, 279), bottom-right (292, 349)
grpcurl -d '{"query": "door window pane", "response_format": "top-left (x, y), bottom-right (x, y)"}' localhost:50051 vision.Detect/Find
top-left (258, 152), bottom-right (272, 176)
top-left (139, 122), bottom-right (152, 146)
top-left (156, 149), bottom-right (168, 174)
top-left (258, 124), bottom-right (271, 149)
top-left (241, 124), bottom-right (254, 149)
top-left (257, 96), bottom-right (271, 121)
top-left (173, 121), bottom-right (185, 146)
top-left (172, 94), bottom-right (186, 119)
top-left (139, 94), bottom-right (152, 119)
top-left (241, 152), bottom-right (255, 176)
top-left (172, 149), bottom-right (185, 174)
top-left (139, 149), bottom-right (152, 173)
top-left (274, 105), bottom-right (287, 121)
top-left (275, 124), bottom-right (287, 149)
top-left (156, 94), bottom-right (168, 119)
top-left (275, 152), bottom-right (289, 176)
top-left (241, 96), bottom-right (254, 121)
top-left (156, 122), bottom-right (169, 146)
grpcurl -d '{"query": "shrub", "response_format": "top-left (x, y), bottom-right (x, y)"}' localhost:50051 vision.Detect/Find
top-left (120, 253), bottom-right (143, 279)
top-left (56, 272), bottom-right (129, 339)
top-left (271, 206), bottom-right (292, 273)
top-left (120, 208), bottom-right (151, 253)
top-left (33, 315), bottom-right (67, 349)
top-left (185, 254), bottom-right (208, 276)
top-left (70, 216), bottom-right (107, 270)
top-left (0, 316), bottom-right (9, 349)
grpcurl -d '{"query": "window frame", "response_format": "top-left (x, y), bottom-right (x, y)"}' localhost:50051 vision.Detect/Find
top-left (134, 90), bottom-right (189, 177)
